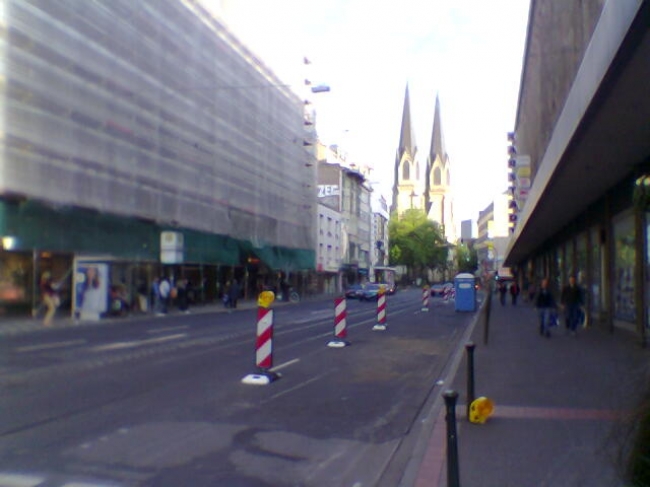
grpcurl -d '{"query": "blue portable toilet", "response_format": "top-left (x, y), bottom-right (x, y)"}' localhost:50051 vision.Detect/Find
top-left (454, 273), bottom-right (476, 312)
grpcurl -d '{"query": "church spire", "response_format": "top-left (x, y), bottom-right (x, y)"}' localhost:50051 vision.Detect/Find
top-left (398, 84), bottom-right (417, 158)
top-left (429, 94), bottom-right (446, 164)
top-left (392, 83), bottom-right (420, 215)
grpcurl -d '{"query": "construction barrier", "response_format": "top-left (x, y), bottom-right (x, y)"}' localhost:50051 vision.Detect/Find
top-left (422, 286), bottom-right (430, 312)
top-left (242, 291), bottom-right (280, 385)
top-left (373, 286), bottom-right (387, 331)
top-left (328, 296), bottom-right (350, 347)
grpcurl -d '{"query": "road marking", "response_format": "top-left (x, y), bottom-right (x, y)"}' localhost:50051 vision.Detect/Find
top-left (269, 358), bottom-right (300, 372)
top-left (0, 473), bottom-right (45, 487)
top-left (262, 372), bottom-right (330, 403)
top-left (16, 340), bottom-right (86, 353)
top-left (62, 483), bottom-right (119, 487)
top-left (146, 325), bottom-right (190, 334)
top-left (90, 334), bottom-right (187, 352)
top-left (492, 405), bottom-right (626, 421)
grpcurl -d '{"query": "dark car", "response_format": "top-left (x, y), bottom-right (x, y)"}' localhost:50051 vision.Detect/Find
top-left (359, 283), bottom-right (383, 301)
top-left (431, 282), bottom-right (454, 297)
top-left (345, 284), bottom-right (364, 299)
top-left (430, 283), bottom-right (445, 296)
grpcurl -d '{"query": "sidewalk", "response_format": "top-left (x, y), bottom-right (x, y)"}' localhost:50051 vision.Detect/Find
top-left (415, 296), bottom-right (650, 487)
top-left (0, 297), bottom-right (298, 337)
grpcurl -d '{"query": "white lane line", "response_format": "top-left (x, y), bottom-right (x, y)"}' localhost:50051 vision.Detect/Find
top-left (16, 340), bottom-right (86, 353)
top-left (146, 325), bottom-right (190, 334)
top-left (90, 333), bottom-right (187, 352)
top-left (0, 473), bottom-right (45, 487)
top-left (269, 358), bottom-right (300, 373)
top-left (262, 372), bottom-right (331, 403)
top-left (62, 483), bottom-right (119, 487)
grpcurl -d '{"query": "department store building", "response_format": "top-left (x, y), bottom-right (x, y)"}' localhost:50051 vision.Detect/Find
top-left (505, 0), bottom-right (650, 344)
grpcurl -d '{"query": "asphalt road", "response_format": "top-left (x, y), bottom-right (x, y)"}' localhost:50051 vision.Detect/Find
top-left (0, 289), bottom-right (480, 487)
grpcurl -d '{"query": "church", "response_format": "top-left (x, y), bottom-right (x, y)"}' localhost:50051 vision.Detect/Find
top-left (391, 85), bottom-right (457, 244)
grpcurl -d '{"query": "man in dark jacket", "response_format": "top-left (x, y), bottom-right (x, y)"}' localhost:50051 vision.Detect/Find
top-left (561, 276), bottom-right (583, 336)
top-left (535, 278), bottom-right (556, 338)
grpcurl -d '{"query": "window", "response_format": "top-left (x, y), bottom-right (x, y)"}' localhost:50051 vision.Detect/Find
top-left (402, 161), bottom-right (410, 180)
top-left (590, 226), bottom-right (602, 314)
top-left (433, 167), bottom-right (441, 186)
top-left (613, 212), bottom-right (635, 323)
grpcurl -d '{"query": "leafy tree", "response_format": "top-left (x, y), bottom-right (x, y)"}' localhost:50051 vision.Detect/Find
top-left (389, 209), bottom-right (448, 280)
top-left (456, 242), bottom-right (478, 274)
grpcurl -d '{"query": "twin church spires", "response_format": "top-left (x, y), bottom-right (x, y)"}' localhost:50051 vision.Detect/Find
top-left (391, 84), bottom-right (456, 242)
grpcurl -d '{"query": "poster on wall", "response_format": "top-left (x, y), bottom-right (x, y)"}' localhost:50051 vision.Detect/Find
top-left (74, 261), bottom-right (109, 321)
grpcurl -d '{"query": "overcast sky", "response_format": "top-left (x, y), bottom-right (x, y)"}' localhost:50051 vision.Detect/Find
top-left (204, 0), bottom-right (531, 223)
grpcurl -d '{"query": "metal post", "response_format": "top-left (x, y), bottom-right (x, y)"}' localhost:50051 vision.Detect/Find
top-left (483, 280), bottom-right (492, 345)
top-left (465, 343), bottom-right (476, 421)
top-left (444, 390), bottom-right (460, 487)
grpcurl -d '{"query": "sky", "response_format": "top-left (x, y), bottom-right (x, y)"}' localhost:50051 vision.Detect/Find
top-left (203, 0), bottom-right (531, 224)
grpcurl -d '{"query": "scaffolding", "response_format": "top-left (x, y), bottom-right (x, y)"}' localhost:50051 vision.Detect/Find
top-left (0, 0), bottom-right (316, 255)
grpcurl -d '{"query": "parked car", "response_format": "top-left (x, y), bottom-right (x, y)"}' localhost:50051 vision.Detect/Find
top-left (345, 284), bottom-right (364, 299)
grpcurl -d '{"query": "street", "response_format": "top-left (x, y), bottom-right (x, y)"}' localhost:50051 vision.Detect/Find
top-left (0, 289), bottom-right (480, 487)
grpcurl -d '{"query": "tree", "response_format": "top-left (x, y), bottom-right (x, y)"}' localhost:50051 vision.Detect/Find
top-left (456, 242), bottom-right (478, 274)
top-left (389, 209), bottom-right (448, 281)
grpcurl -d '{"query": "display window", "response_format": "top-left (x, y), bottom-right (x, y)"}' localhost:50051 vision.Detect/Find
top-left (613, 212), bottom-right (636, 323)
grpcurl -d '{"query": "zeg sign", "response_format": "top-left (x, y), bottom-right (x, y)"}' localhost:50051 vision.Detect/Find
top-left (318, 185), bottom-right (340, 198)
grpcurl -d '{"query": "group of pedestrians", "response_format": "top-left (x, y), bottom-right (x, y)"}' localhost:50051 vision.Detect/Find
top-left (151, 276), bottom-right (192, 316)
top-left (535, 276), bottom-right (584, 338)
top-left (496, 276), bottom-right (584, 338)
top-left (497, 280), bottom-right (520, 306)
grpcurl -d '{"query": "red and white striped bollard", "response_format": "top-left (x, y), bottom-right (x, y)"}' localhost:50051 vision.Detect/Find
top-left (328, 296), bottom-right (350, 347)
top-left (422, 286), bottom-right (430, 312)
top-left (242, 291), bottom-right (280, 385)
top-left (373, 286), bottom-right (388, 331)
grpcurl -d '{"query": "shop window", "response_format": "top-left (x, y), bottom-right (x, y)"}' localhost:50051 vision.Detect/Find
top-left (590, 227), bottom-right (601, 314)
top-left (576, 233), bottom-right (587, 285)
top-left (613, 213), bottom-right (635, 322)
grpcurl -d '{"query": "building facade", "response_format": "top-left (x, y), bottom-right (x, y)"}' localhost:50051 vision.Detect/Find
top-left (0, 0), bottom-right (316, 316)
top-left (371, 192), bottom-right (390, 268)
top-left (476, 193), bottom-right (511, 281)
top-left (505, 0), bottom-right (650, 342)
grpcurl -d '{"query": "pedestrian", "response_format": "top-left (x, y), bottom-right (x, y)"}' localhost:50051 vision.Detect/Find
top-left (39, 272), bottom-right (60, 326)
top-left (498, 281), bottom-right (507, 306)
top-left (510, 281), bottom-right (520, 305)
top-left (222, 280), bottom-right (231, 308)
top-left (151, 277), bottom-right (160, 314)
top-left (561, 276), bottom-right (584, 336)
top-left (527, 282), bottom-right (536, 303)
top-left (177, 278), bottom-right (190, 313)
top-left (535, 278), bottom-right (557, 338)
top-left (228, 279), bottom-right (240, 309)
top-left (158, 276), bottom-right (171, 315)
top-left (136, 280), bottom-right (148, 313)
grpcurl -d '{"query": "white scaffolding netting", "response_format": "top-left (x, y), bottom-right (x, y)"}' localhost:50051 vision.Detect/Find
top-left (0, 0), bottom-right (316, 251)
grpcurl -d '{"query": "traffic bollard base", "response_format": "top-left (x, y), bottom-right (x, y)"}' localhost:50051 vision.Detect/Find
top-left (327, 339), bottom-right (350, 348)
top-left (421, 307), bottom-right (429, 312)
top-left (241, 370), bottom-right (281, 385)
top-left (372, 324), bottom-right (387, 331)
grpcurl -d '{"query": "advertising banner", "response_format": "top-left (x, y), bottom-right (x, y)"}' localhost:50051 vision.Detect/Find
top-left (74, 261), bottom-right (109, 321)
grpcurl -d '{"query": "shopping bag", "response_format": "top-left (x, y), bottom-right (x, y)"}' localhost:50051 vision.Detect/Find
top-left (550, 311), bottom-right (560, 328)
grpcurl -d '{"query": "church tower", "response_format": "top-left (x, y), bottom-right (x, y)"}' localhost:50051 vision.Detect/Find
top-left (392, 85), bottom-right (425, 216)
top-left (425, 95), bottom-right (456, 242)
